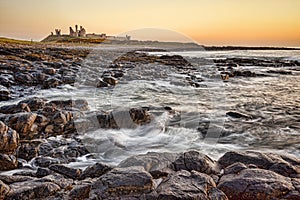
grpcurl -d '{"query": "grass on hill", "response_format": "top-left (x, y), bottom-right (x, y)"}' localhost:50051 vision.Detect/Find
top-left (0, 37), bottom-right (39, 45)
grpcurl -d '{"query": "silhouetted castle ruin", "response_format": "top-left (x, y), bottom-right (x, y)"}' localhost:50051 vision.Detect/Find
top-left (51, 24), bottom-right (130, 41)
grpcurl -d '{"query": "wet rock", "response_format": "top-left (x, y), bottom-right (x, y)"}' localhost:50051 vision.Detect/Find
top-left (90, 166), bottom-right (154, 199)
top-left (223, 162), bottom-right (248, 175)
top-left (42, 77), bottom-right (62, 89)
top-left (6, 180), bottom-right (60, 200)
top-left (218, 168), bottom-right (296, 200)
top-left (18, 139), bottom-right (43, 161)
top-left (0, 102), bottom-right (31, 114)
top-left (0, 153), bottom-right (18, 170)
top-left (172, 150), bottom-right (221, 175)
top-left (0, 121), bottom-right (19, 154)
top-left (156, 170), bottom-right (228, 200)
top-left (3, 112), bottom-right (38, 139)
top-left (36, 167), bottom-right (52, 178)
top-left (96, 78), bottom-right (109, 87)
top-left (80, 162), bottom-right (113, 180)
top-left (226, 111), bottom-right (252, 119)
top-left (102, 76), bottom-right (118, 85)
top-left (37, 174), bottom-right (73, 190)
top-left (14, 72), bottom-right (34, 85)
top-left (47, 99), bottom-right (89, 111)
top-left (69, 184), bottom-right (91, 200)
top-left (0, 180), bottom-right (10, 199)
top-left (218, 151), bottom-right (300, 177)
top-left (49, 164), bottom-right (82, 179)
top-left (19, 97), bottom-right (46, 111)
top-left (129, 107), bottom-right (152, 125)
top-left (62, 75), bottom-right (76, 84)
top-left (43, 67), bottom-right (56, 75)
top-left (0, 85), bottom-right (10, 101)
top-left (218, 151), bottom-right (274, 169)
top-left (32, 156), bottom-right (61, 168)
top-left (118, 152), bottom-right (179, 178)
top-left (159, 54), bottom-right (192, 67)
top-left (96, 107), bottom-right (151, 129)
top-left (0, 175), bottom-right (36, 184)
top-left (267, 70), bottom-right (292, 75)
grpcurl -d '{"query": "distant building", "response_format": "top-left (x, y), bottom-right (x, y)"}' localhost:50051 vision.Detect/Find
top-left (52, 25), bottom-right (130, 41)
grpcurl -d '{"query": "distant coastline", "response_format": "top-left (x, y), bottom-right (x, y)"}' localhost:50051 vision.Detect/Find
top-left (1, 36), bottom-right (300, 51)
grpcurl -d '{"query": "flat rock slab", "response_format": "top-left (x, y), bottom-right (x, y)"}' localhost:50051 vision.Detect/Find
top-left (90, 166), bottom-right (154, 199)
top-left (156, 170), bottom-right (228, 200)
top-left (6, 180), bottom-right (60, 200)
top-left (118, 151), bottom-right (179, 178)
top-left (218, 168), bottom-right (299, 200)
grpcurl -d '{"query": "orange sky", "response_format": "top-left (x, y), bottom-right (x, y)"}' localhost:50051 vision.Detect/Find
top-left (1, 0), bottom-right (300, 46)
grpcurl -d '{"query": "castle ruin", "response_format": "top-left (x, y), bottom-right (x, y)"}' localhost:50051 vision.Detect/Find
top-left (69, 25), bottom-right (86, 37)
top-left (51, 24), bottom-right (130, 41)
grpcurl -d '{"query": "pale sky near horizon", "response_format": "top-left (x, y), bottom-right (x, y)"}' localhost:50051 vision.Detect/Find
top-left (1, 0), bottom-right (300, 46)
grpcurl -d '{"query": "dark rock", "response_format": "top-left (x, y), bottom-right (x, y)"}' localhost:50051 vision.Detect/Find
top-left (159, 55), bottom-right (191, 66)
top-left (102, 76), bottom-right (118, 85)
top-left (80, 162), bottom-right (113, 180)
top-left (226, 111), bottom-right (252, 119)
top-left (37, 174), bottom-right (73, 190)
top-left (0, 180), bottom-right (10, 199)
top-left (0, 121), bottom-right (19, 154)
top-left (267, 70), bottom-right (292, 75)
top-left (32, 156), bottom-right (61, 168)
top-left (129, 107), bottom-right (151, 125)
top-left (156, 170), bottom-right (227, 200)
top-left (19, 97), bottom-right (46, 111)
top-left (118, 152), bottom-right (179, 178)
top-left (6, 180), bottom-right (60, 200)
top-left (62, 75), bottom-right (75, 84)
top-left (0, 85), bottom-right (10, 101)
top-left (218, 168), bottom-right (296, 200)
top-left (47, 99), bottom-right (89, 111)
top-left (43, 67), bottom-right (56, 75)
top-left (233, 70), bottom-right (256, 77)
top-left (42, 77), bottom-right (61, 89)
top-left (218, 151), bottom-right (300, 178)
top-left (223, 162), bottom-right (248, 175)
top-left (69, 184), bottom-right (91, 200)
top-left (0, 175), bottom-right (36, 184)
top-left (0, 153), bottom-right (18, 170)
top-left (14, 72), bottom-right (34, 85)
top-left (0, 102), bottom-right (31, 114)
top-left (218, 151), bottom-right (274, 169)
top-left (90, 166), bottom-right (154, 199)
top-left (49, 164), bottom-right (82, 179)
top-left (36, 167), bottom-right (52, 178)
top-left (96, 78), bottom-right (109, 87)
top-left (172, 150), bottom-right (221, 175)
top-left (18, 139), bottom-right (43, 161)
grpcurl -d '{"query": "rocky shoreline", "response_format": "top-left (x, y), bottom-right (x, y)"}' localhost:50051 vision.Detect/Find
top-left (0, 42), bottom-right (300, 199)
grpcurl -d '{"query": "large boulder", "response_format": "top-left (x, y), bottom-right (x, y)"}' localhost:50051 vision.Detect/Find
top-left (6, 180), bottom-right (60, 200)
top-left (118, 152), bottom-right (179, 178)
top-left (218, 151), bottom-right (300, 178)
top-left (0, 121), bottom-right (19, 154)
top-left (49, 164), bottom-right (82, 179)
top-left (0, 112), bottom-right (37, 139)
top-left (156, 170), bottom-right (228, 200)
top-left (80, 162), bottom-right (113, 180)
top-left (218, 168), bottom-right (299, 200)
top-left (172, 150), bottom-right (221, 175)
top-left (90, 166), bottom-right (154, 199)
